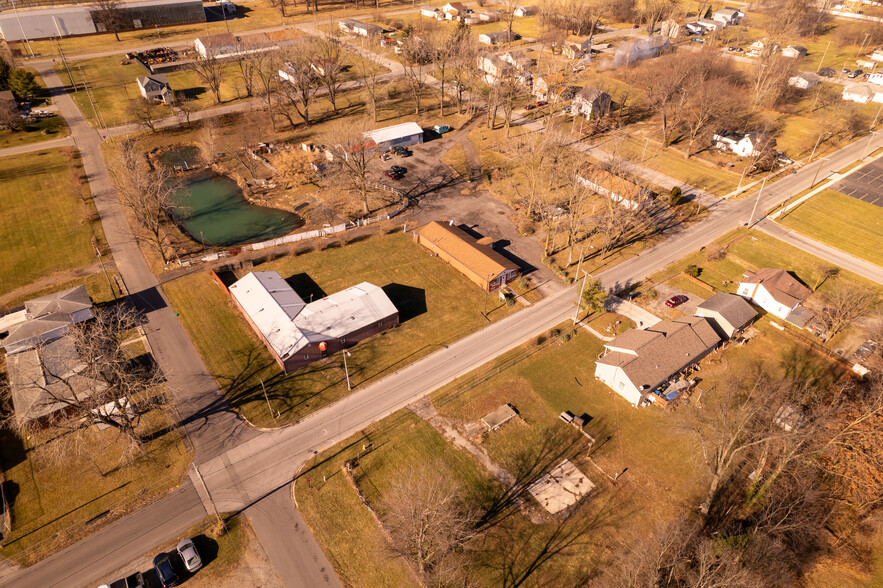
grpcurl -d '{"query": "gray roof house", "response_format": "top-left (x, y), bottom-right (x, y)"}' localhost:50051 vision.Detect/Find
top-left (137, 74), bottom-right (174, 104)
top-left (0, 286), bottom-right (94, 355)
top-left (693, 293), bottom-right (757, 338)
top-left (572, 87), bottom-right (611, 120)
top-left (594, 317), bottom-right (721, 406)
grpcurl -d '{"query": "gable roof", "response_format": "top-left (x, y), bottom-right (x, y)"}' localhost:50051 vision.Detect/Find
top-left (416, 222), bottom-right (519, 279)
top-left (365, 121), bottom-right (424, 145)
top-left (575, 86), bottom-right (610, 102)
top-left (2, 286), bottom-right (94, 355)
top-left (444, 1), bottom-right (467, 10)
top-left (598, 317), bottom-right (721, 391)
top-left (229, 271), bottom-right (397, 360)
top-left (7, 336), bottom-right (107, 422)
top-left (136, 74), bottom-right (170, 89)
top-left (740, 268), bottom-right (811, 308)
top-left (197, 33), bottom-right (237, 48)
top-left (695, 293), bottom-right (757, 329)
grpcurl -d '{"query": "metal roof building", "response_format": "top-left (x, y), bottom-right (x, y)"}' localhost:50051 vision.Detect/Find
top-left (364, 122), bottom-right (424, 150)
top-left (228, 271), bottom-right (399, 373)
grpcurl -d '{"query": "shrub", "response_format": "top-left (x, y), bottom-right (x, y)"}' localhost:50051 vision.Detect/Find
top-left (670, 186), bottom-right (683, 206)
top-left (505, 295), bottom-right (516, 306)
top-left (646, 287), bottom-right (658, 300)
top-left (517, 276), bottom-right (530, 290)
top-left (685, 264), bottom-right (701, 278)
top-left (706, 245), bottom-right (726, 262)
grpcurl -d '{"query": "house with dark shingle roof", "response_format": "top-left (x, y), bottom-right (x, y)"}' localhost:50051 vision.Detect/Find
top-left (415, 221), bottom-right (520, 292)
top-left (693, 292), bottom-right (757, 338)
top-left (737, 268), bottom-right (811, 320)
top-left (594, 317), bottom-right (721, 406)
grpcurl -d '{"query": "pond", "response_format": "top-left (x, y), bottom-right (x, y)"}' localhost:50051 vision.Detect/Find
top-left (158, 146), bottom-right (201, 169)
top-left (171, 174), bottom-right (302, 247)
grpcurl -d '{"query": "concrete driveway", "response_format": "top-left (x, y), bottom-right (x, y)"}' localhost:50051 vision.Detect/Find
top-left (645, 282), bottom-right (708, 319)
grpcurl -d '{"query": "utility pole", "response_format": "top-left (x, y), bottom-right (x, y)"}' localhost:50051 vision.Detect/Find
top-left (260, 377), bottom-right (276, 419)
top-left (573, 269), bottom-right (590, 324)
top-left (811, 157), bottom-right (828, 187)
top-left (860, 131), bottom-right (878, 161)
top-left (343, 350), bottom-right (352, 390)
top-left (193, 464), bottom-right (226, 531)
top-left (93, 238), bottom-right (116, 299)
top-left (78, 64), bottom-right (104, 130)
top-left (10, 0), bottom-right (34, 58)
top-left (748, 174), bottom-right (769, 227)
top-left (817, 40), bottom-right (831, 73)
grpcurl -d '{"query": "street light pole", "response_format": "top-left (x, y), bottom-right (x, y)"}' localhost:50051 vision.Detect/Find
top-left (811, 157), bottom-right (828, 187)
top-left (343, 350), bottom-right (352, 390)
top-left (860, 131), bottom-right (879, 161)
top-left (808, 131), bottom-right (830, 164)
top-left (573, 269), bottom-right (590, 324)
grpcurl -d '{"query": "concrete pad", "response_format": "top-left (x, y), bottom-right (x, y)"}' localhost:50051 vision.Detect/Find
top-left (481, 404), bottom-right (518, 430)
top-left (527, 459), bottom-right (594, 514)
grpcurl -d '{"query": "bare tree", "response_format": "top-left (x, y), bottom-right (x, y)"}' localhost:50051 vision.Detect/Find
top-left (638, 0), bottom-right (676, 36)
top-left (352, 47), bottom-right (385, 122)
top-left (749, 53), bottom-right (795, 108)
top-left (505, 129), bottom-right (564, 219)
top-left (760, 0), bottom-right (831, 38)
top-left (92, 0), bottom-right (127, 41)
top-left (276, 43), bottom-right (319, 127)
top-left (323, 118), bottom-right (376, 214)
top-left (0, 97), bottom-right (23, 131)
top-left (191, 54), bottom-right (225, 104)
top-left (126, 97), bottom-right (165, 132)
top-left (380, 463), bottom-right (479, 585)
top-left (683, 78), bottom-right (742, 158)
top-left (808, 283), bottom-right (880, 342)
top-left (4, 305), bottom-right (166, 447)
top-left (640, 53), bottom-right (695, 146)
top-left (315, 38), bottom-right (345, 113)
top-left (450, 31), bottom-right (478, 114)
top-left (271, 148), bottom-right (313, 187)
top-left (109, 139), bottom-right (184, 263)
top-left (401, 35), bottom-right (434, 115)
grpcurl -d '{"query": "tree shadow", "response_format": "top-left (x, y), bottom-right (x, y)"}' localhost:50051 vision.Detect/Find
top-left (382, 283), bottom-right (426, 323)
top-left (191, 533), bottom-right (220, 565)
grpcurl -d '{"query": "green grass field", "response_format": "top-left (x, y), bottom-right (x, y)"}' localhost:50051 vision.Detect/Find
top-left (0, 115), bottom-right (69, 150)
top-left (163, 231), bottom-right (522, 428)
top-left (0, 148), bottom-right (108, 296)
top-left (779, 189), bottom-right (883, 268)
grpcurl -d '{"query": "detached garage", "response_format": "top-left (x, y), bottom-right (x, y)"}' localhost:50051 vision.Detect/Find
top-left (364, 122), bottom-right (424, 151)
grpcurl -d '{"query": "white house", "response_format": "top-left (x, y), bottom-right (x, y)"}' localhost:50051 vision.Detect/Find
top-left (737, 268), bottom-right (812, 321)
top-left (872, 47), bottom-right (883, 62)
top-left (857, 58), bottom-right (878, 70)
top-left (364, 122), bottom-right (424, 150)
top-left (713, 7), bottom-right (743, 25)
top-left (0, 286), bottom-right (94, 355)
top-left (594, 317), bottom-right (721, 406)
top-left (499, 49), bottom-right (535, 71)
top-left (571, 86), bottom-right (611, 120)
top-left (354, 21), bottom-right (384, 36)
top-left (477, 54), bottom-right (513, 82)
top-left (136, 74), bottom-right (174, 104)
top-left (420, 6), bottom-right (441, 18)
top-left (194, 33), bottom-right (238, 58)
top-left (278, 62), bottom-right (313, 84)
top-left (782, 45), bottom-right (807, 58)
top-left (842, 83), bottom-right (883, 104)
top-left (576, 164), bottom-right (653, 210)
top-left (788, 72), bottom-right (820, 89)
top-left (713, 132), bottom-right (776, 156)
top-left (868, 72), bottom-right (883, 84)
top-left (514, 5), bottom-right (536, 16)
top-left (659, 19), bottom-right (681, 38)
top-left (477, 9), bottom-right (501, 22)
top-left (442, 1), bottom-right (468, 19)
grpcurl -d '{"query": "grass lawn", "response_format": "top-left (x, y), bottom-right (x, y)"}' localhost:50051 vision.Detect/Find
top-left (57, 55), bottom-right (244, 128)
top-left (163, 231), bottom-right (522, 428)
top-left (297, 325), bottom-right (708, 587)
top-left (779, 189), bottom-right (883, 268)
top-left (641, 227), bottom-right (882, 299)
top-left (440, 142), bottom-right (469, 178)
top-left (0, 405), bottom-right (191, 566)
top-left (0, 148), bottom-right (108, 296)
top-left (0, 115), bottom-right (69, 150)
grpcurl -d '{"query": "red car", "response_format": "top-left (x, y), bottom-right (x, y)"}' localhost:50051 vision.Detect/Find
top-left (535, 100), bottom-right (548, 107)
top-left (524, 104), bottom-right (537, 111)
top-left (665, 295), bottom-right (689, 308)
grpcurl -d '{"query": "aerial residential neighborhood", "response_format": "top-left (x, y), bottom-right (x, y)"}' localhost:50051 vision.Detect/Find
top-left (0, 0), bottom-right (882, 585)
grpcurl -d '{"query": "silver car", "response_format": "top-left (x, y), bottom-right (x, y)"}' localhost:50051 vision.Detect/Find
top-left (177, 538), bottom-right (203, 573)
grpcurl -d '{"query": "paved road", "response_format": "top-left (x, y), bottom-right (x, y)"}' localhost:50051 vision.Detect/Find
top-left (0, 135), bottom-right (74, 157)
top-left (757, 220), bottom-right (883, 285)
top-left (7, 29), bottom-right (883, 588)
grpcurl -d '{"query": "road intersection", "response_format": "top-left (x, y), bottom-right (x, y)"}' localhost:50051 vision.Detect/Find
top-left (3, 22), bottom-right (883, 588)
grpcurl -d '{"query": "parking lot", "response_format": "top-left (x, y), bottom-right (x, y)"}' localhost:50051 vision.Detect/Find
top-left (831, 158), bottom-right (883, 207)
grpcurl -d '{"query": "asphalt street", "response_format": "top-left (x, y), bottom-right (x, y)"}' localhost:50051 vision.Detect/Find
top-left (4, 25), bottom-right (883, 588)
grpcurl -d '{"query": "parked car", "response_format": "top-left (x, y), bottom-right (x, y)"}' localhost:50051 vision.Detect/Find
top-left (391, 146), bottom-right (412, 157)
top-left (665, 295), bottom-right (689, 308)
top-left (849, 69), bottom-right (863, 78)
top-left (523, 103), bottom-right (537, 111)
top-left (177, 538), bottom-right (203, 573)
top-left (153, 553), bottom-right (179, 588)
top-left (125, 572), bottom-right (144, 588)
top-left (390, 165), bottom-right (407, 174)
top-left (535, 100), bottom-right (548, 107)
top-left (433, 124), bottom-right (452, 134)
top-left (385, 168), bottom-right (405, 180)
top-left (842, 68), bottom-right (851, 74)
top-left (818, 67), bottom-right (835, 78)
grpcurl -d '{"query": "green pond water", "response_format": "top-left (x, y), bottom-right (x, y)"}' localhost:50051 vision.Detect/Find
top-left (172, 174), bottom-right (301, 247)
